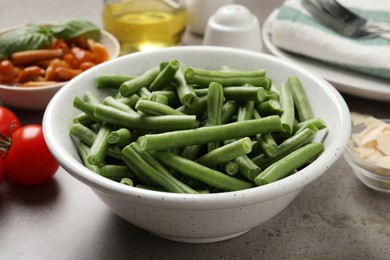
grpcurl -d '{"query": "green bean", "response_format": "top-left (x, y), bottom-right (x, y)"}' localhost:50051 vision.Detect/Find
top-left (176, 95), bottom-right (208, 116)
top-left (108, 128), bottom-right (132, 147)
top-left (294, 118), bottom-right (327, 133)
top-left (184, 67), bottom-right (266, 87)
top-left (119, 66), bottom-right (159, 97)
top-left (257, 133), bottom-right (278, 157)
top-left (149, 60), bottom-right (180, 91)
top-left (102, 96), bottom-right (136, 113)
top-left (69, 123), bottom-right (122, 160)
top-left (251, 128), bottom-right (315, 169)
top-left (256, 99), bottom-right (283, 116)
top-left (87, 123), bottom-right (112, 165)
top-left (288, 76), bottom-right (314, 122)
top-left (97, 75), bottom-right (134, 89)
top-left (116, 94), bottom-right (140, 109)
top-left (94, 104), bottom-right (197, 131)
top-left (135, 99), bottom-right (185, 116)
top-left (254, 142), bottom-right (325, 185)
top-left (152, 90), bottom-right (180, 107)
top-left (234, 155), bottom-right (262, 181)
top-left (237, 101), bottom-right (254, 122)
top-left (195, 86), bottom-right (266, 102)
top-left (222, 161), bottom-right (239, 176)
top-left (279, 82), bottom-right (295, 136)
top-left (152, 150), bottom-right (254, 192)
top-left (75, 142), bottom-right (99, 173)
top-left (149, 92), bottom-right (168, 105)
top-left (73, 96), bottom-right (98, 122)
top-left (220, 101), bottom-right (238, 124)
top-left (180, 144), bottom-right (204, 160)
top-left (121, 143), bottom-right (198, 194)
top-left (138, 87), bottom-right (152, 98)
top-left (99, 164), bottom-right (136, 181)
top-left (174, 64), bottom-right (198, 108)
top-left (73, 112), bottom-right (95, 126)
top-left (206, 82), bottom-right (224, 151)
top-left (138, 115), bottom-right (282, 151)
top-left (196, 137), bottom-right (252, 167)
top-left (120, 178), bottom-right (134, 186)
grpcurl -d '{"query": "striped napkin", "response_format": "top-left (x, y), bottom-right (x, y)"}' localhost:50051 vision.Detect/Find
top-left (270, 0), bottom-right (390, 80)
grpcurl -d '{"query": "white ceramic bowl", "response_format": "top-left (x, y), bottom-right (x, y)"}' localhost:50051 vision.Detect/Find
top-left (0, 25), bottom-right (120, 110)
top-left (43, 46), bottom-right (350, 243)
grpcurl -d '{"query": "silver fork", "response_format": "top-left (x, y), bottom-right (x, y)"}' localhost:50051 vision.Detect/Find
top-left (302, 0), bottom-right (390, 39)
top-left (321, 0), bottom-right (390, 33)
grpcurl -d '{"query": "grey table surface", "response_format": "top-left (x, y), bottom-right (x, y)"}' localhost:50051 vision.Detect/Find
top-left (0, 0), bottom-right (389, 259)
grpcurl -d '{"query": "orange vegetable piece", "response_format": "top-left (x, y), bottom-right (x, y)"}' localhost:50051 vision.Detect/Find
top-left (16, 66), bottom-right (45, 83)
top-left (87, 39), bottom-right (109, 64)
top-left (0, 59), bottom-right (15, 83)
top-left (79, 61), bottom-right (96, 71)
top-left (55, 67), bottom-right (82, 81)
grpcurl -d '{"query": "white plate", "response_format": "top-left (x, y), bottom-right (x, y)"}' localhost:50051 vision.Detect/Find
top-left (262, 10), bottom-right (390, 102)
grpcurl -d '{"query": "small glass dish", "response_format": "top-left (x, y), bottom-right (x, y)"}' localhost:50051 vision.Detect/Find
top-left (343, 119), bottom-right (390, 194)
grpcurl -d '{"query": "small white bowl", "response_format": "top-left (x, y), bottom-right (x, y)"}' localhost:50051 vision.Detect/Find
top-left (0, 25), bottom-right (120, 111)
top-left (43, 46), bottom-right (350, 243)
top-left (343, 120), bottom-right (390, 193)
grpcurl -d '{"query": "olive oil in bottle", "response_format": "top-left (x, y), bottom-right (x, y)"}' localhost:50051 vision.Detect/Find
top-left (103, 0), bottom-right (187, 54)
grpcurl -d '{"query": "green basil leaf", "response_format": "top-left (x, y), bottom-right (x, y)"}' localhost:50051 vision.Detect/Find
top-left (50, 19), bottom-right (101, 40)
top-left (0, 24), bottom-right (52, 59)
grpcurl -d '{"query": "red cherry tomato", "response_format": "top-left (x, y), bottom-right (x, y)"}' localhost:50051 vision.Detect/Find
top-left (5, 124), bottom-right (59, 185)
top-left (0, 106), bottom-right (21, 137)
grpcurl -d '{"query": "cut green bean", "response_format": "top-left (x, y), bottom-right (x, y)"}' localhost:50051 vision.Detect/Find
top-left (196, 137), bottom-right (252, 167)
top-left (69, 123), bottom-right (122, 160)
top-left (256, 99), bottom-right (283, 116)
top-left (195, 86), bottom-right (266, 102)
top-left (237, 101), bottom-right (254, 122)
top-left (174, 64), bottom-right (198, 108)
top-left (152, 150), bottom-right (254, 192)
top-left (97, 75), bottom-right (134, 89)
top-left (220, 101), bottom-right (238, 124)
top-left (149, 60), bottom-right (180, 91)
top-left (222, 161), bottom-right (239, 176)
top-left (116, 94), bottom-right (140, 109)
top-left (206, 82), bottom-right (224, 151)
top-left (180, 144), bottom-right (204, 160)
top-left (102, 96), bottom-right (136, 113)
top-left (75, 142), bottom-right (99, 173)
top-left (235, 155), bottom-right (262, 181)
top-left (288, 76), bottom-right (314, 122)
top-left (135, 99), bottom-right (185, 116)
top-left (120, 178), bottom-right (134, 186)
top-left (176, 95), bottom-right (207, 116)
top-left (99, 164), bottom-right (136, 181)
top-left (294, 118), bottom-right (327, 133)
top-left (185, 67), bottom-right (266, 87)
top-left (94, 104), bottom-right (197, 131)
top-left (122, 143), bottom-right (198, 194)
top-left (252, 128), bottom-right (315, 169)
top-left (279, 82), bottom-right (295, 136)
top-left (108, 128), bottom-right (132, 147)
top-left (87, 123), bottom-right (112, 165)
top-left (254, 143), bottom-right (325, 185)
top-left (119, 66), bottom-right (159, 97)
top-left (138, 115), bottom-right (282, 151)
top-left (257, 133), bottom-right (278, 157)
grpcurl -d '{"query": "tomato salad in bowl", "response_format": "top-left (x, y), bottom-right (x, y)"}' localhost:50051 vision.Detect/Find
top-left (0, 19), bottom-right (120, 110)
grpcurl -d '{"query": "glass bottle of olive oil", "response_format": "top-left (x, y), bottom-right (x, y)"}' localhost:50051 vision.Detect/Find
top-left (103, 0), bottom-right (187, 54)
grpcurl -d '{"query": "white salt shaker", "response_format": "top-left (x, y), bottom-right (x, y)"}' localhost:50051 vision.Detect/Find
top-left (203, 4), bottom-right (263, 52)
top-left (185, 0), bottom-right (235, 36)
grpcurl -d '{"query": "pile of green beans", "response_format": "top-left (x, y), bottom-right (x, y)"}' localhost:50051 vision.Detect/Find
top-left (70, 60), bottom-right (327, 194)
